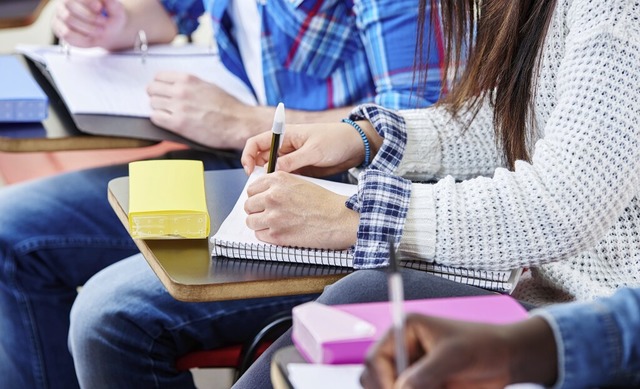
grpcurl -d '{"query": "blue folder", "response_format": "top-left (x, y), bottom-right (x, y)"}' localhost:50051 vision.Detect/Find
top-left (0, 55), bottom-right (48, 122)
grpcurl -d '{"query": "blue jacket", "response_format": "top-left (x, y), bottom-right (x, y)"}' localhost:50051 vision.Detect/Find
top-left (534, 288), bottom-right (640, 388)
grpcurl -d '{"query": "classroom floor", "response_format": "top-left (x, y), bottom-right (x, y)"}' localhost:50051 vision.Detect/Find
top-left (0, 2), bottom-right (235, 388)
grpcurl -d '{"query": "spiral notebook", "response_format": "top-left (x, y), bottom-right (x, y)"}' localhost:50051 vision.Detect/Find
top-left (210, 167), bottom-right (356, 267)
top-left (210, 167), bottom-right (522, 293)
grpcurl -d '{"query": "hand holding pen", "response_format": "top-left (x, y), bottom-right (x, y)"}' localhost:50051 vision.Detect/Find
top-left (53, 0), bottom-right (127, 49)
top-left (242, 102), bottom-right (359, 249)
top-left (362, 313), bottom-right (558, 389)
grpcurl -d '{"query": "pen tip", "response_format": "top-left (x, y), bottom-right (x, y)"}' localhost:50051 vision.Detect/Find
top-left (272, 103), bottom-right (285, 135)
top-left (275, 102), bottom-right (285, 123)
top-left (388, 236), bottom-right (399, 272)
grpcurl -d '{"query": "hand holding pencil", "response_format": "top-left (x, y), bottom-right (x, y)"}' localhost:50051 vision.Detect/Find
top-left (241, 117), bottom-right (370, 177)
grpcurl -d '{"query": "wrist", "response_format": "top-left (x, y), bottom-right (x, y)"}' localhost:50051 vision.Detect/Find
top-left (356, 120), bottom-right (383, 162)
top-left (325, 197), bottom-right (359, 249)
top-left (340, 119), bottom-right (383, 169)
top-left (336, 206), bottom-right (359, 248)
top-left (224, 106), bottom-right (268, 149)
top-left (342, 119), bottom-right (370, 168)
top-left (507, 317), bottom-right (558, 386)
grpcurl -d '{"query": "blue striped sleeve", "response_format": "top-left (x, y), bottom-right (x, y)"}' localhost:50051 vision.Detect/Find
top-left (354, 0), bottom-right (443, 108)
top-left (159, 0), bottom-right (204, 36)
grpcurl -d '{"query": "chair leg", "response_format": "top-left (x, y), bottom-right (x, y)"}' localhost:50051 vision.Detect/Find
top-left (234, 311), bottom-right (292, 381)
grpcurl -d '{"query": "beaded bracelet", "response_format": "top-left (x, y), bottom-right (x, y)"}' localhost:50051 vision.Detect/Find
top-left (342, 118), bottom-right (371, 168)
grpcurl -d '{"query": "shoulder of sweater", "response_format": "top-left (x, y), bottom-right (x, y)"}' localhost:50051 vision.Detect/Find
top-left (566, 0), bottom-right (640, 39)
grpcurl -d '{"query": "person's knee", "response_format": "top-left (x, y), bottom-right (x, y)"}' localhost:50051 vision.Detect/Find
top-left (317, 270), bottom-right (389, 305)
top-left (68, 255), bottom-right (153, 360)
top-left (0, 182), bottom-right (59, 285)
top-left (69, 272), bottom-right (125, 359)
top-left (0, 182), bottom-right (51, 251)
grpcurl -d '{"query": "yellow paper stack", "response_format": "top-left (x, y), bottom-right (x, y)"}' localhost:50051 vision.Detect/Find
top-left (128, 160), bottom-right (210, 239)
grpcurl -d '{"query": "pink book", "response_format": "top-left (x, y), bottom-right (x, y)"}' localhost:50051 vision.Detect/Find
top-left (292, 295), bottom-right (527, 364)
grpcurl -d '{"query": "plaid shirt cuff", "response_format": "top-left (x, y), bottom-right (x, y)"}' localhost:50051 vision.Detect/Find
top-left (349, 104), bottom-right (407, 173)
top-left (345, 104), bottom-right (411, 267)
top-left (346, 169), bottom-right (412, 268)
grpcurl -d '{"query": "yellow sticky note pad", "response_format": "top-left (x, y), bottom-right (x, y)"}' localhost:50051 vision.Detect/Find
top-left (128, 160), bottom-right (210, 239)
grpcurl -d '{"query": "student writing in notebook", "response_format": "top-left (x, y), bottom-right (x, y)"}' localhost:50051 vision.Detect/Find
top-left (0, 0), bottom-right (445, 388)
top-left (361, 287), bottom-right (640, 388)
top-left (234, 0), bottom-right (640, 387)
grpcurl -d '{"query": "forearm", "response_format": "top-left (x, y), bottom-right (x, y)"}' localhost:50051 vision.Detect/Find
top-left (232, 105), bottom-right (360, 148)
top-left (104, 0), bottom-right (177, 50)
top-left (287, 106), bottom-right (355, 124)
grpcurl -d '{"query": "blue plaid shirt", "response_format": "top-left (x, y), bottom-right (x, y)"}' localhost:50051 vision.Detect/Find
top-left (159, 0), bottom-right (443, 110)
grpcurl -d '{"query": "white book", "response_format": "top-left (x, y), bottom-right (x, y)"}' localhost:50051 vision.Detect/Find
top-left (0, 55), bottom-right (48, 122)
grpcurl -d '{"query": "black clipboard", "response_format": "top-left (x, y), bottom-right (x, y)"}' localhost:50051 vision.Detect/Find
top-left (23, 54), bottom-right (237, 157)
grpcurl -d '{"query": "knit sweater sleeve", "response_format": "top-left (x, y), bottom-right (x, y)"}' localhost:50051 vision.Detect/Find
top-left (401, 9), bottom-right (640, 270)
top-left (395, 101), bottom-right (503, 182)
top-left (350, 3), bottom-right (640, 269)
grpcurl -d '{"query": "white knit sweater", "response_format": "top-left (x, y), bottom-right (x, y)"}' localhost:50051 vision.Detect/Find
top-left (396, 0), bottom-right (640, 305)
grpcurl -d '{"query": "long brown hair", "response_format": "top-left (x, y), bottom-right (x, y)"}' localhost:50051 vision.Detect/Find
top-left (417, 0), bottom-right (557, 169)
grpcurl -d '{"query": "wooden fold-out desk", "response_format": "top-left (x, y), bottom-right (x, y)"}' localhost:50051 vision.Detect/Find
top-left (1, 55), bottom-right (220, 153)
top-left (0, 0), bottom-right (49, 29)
top-left (0, 56), bottom-right (158, 152)
top-left (107, 169), bottom-right (352, 302)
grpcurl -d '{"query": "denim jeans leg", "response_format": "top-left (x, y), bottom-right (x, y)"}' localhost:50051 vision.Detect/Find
top-left (0, 165), bottom-right (139, 389)
top-left (69, 254), bottom-right (317, 388)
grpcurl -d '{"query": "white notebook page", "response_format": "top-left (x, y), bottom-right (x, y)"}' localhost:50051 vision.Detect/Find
top-left (288, 363), bottom-right (544, 389)
top-left (25, 44), bottom-right (257, 117)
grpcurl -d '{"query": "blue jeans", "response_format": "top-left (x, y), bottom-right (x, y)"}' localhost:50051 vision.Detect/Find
top-left (69, 254), bottom-right (316, 388)
top-left (0, 149), bottom-right (262, 388)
